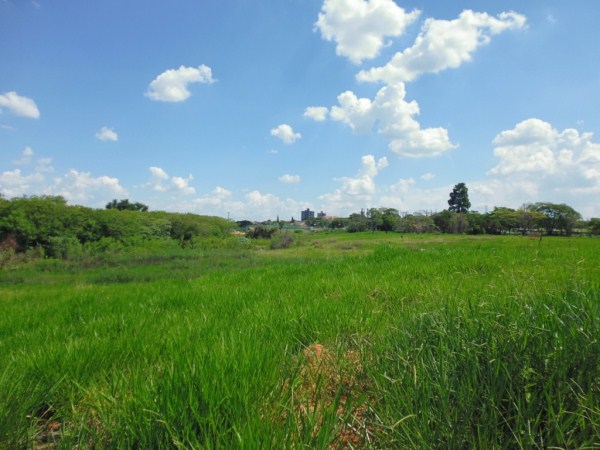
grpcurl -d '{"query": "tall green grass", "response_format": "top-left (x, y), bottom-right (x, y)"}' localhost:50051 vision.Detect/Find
top-left (0, 235), bottom-right (598, 448)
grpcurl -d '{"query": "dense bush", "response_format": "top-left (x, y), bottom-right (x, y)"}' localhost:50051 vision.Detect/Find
top-left (269, 230), bottom-right (295, 249)
top-left (0, 196), bottom-right (235, 258)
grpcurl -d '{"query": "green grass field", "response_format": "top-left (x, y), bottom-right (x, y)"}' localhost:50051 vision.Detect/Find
top-left (1, 233), bottom-right (598, 448)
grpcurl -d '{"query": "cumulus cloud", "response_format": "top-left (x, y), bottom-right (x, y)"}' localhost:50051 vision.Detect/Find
top-left (0, 166), bottom-right (126, 206)
top-left (270, 124), bottom-right (301, 144)
top-left (432, 118), bottom-right (600, 218)
top-left (489, 119), bottom-right (600, 189)
top-left (315, 0), bottom-right (420, 64)
top-left (145, 65), bottom-right (215, 102)
top-left (278, 174), bottom-right (301, 184)
top-left (187, 186), bottom-right (233, 209)
top-left (149, 166), bottom-right (169, 180)
top-left (357, 10), bottom-right (526, 84)
top-left (378, 180), bottom-right (451, 213)
top-left (95, 126), bottom-right (118, 142)
top-left (303, 106), bottom-right (329, 122)
top-left (420, 172), bottom-right (436, 181)
top-left (0, 91), bottom-right (40, 118)
top-left (171, 175), bottom-right (196, 194)
top-left (51, 170), bottom-right (126, 204)
top-left (328, 83), bottom-right (456, 157)
top-left (0, 169), bottom-right (45, 198)
top-left (146, 166), bottom-right (195, 194)
top-left (320, 154), bottom-right (388, 208)
top-left (162, 186), bottom-right (309, 221)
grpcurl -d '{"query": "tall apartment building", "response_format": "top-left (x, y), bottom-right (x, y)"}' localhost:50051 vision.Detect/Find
top-left (301, 208), bottom-right (315, 221)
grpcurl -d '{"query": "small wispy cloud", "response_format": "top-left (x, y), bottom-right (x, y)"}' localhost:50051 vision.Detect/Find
top-left (270, 124), bottom-right (301, 144)
top-left (95, 126), bottom-right (118, 142)
top-left (278, 174), bottom-right (301, 184)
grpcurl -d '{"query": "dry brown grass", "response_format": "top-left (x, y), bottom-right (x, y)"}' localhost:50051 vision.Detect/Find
top-left (284, 343), bottom-right (374, 449)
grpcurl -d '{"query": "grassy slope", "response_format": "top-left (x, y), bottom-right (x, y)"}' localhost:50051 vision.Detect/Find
top-left (0, 234), bottom-right (598, 448)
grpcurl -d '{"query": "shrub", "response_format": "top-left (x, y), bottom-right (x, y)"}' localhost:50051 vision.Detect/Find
top-left (246, 226), bottom-right (276, 240)
top-left (46, 236), bottom-right (83, 260)
top-left (270, 230), bottom-right (295, 249)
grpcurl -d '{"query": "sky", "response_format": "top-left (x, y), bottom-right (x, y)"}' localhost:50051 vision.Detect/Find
top-left (1, 0), bottom-right (599, 221)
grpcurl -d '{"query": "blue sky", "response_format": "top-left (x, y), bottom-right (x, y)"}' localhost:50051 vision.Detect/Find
top-left (1, 0), bottom-right (599, 220)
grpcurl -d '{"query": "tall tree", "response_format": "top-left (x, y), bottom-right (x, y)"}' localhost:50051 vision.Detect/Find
top-left (448, 183), bottom-right (471, 213)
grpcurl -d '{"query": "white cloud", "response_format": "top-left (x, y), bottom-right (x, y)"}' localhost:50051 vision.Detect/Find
top-left (357, 10), bottom-right (526, 84)
top-left (440, 119), bottom-right (600, 218)
top-left (213, 186), bottom-right (232, 198)
top-left (420, 172), bottom-right (436, 181)
top-left (303, 106), bottom-right (329, 122)
top-left (315, 0), bottom-right (420, 64)
top-left (0, 91), bottom-right (40, 118)
top-left (320, 154), bottom-right (388, 209)
top-left (153, 186), bottom-right (309, 221)
top-left (50, 170), bottom-right (126, 204)
top-left (489, 119), bottom-right (600, 188)
top-left (278, 174), bottom-right (301, 184)
top-left (0, 166), bottom-right (125, 206)
top-left (328, 83), bottom-right (456, 157)
top-left (95, 126), bottom-right (118, 142)
top-left (145, 65), bottom-right (215, 102)
top-left (378, 180), bottom-right (451, 214)
top-left (146, 166), bottom-right (195, 195)
top-left (0, 169), bottom-right (45, 198)
top-left (270, 124), bottom-right (301, 144)
top-left (35, 157), bottom-right (54, 173)
top-left (187, 186), bottom-right (233, 209)
top-left (149, 166), bottom-right (169, 180)
top-left (11, 147), bottom-right (54, 173)
top-left (171, 175), bottom-right (196, 194)
top-left (147, 166), bottom-right (169, 191)
top-left (13, 146), bottom-right (34, 165)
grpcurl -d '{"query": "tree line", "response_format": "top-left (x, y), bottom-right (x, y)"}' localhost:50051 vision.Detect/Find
top-left (0, 196), bottom-right (234, 259)
top-left (310, 184), bottom-right (597, 237)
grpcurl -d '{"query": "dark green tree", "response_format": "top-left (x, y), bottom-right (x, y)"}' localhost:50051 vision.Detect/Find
top-left (448, 183), bottom-right (471, 213)
top-left (347, 213), bottom-right (369, 232)
top-left (589, 218), bottom-right (600, 236)
top-left (465, 211), bottom-right (485, 235)
top-left (367, 208), bottom-right (383, 232)
top-left (528, 202), bottom-right (581, 236)
top-left (432, 210), bottom-right (455, 233)
top-left (106, 199), bottom-right (149, 212)
top-left (381, 208), bottom-right (400, 232)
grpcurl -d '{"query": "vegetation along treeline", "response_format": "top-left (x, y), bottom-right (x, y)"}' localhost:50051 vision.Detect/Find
top-left (250, 183), bottom-right (597, 237)
top-left (0, 195), bottom-right (234, 260)
top-left (1, 182), bottom-right (599, 262)
top-left (323, 201), bottom-right (587, 236)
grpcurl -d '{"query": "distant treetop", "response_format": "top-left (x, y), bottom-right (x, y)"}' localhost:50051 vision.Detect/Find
top-left (106, 199), bottom-right (149, 212)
